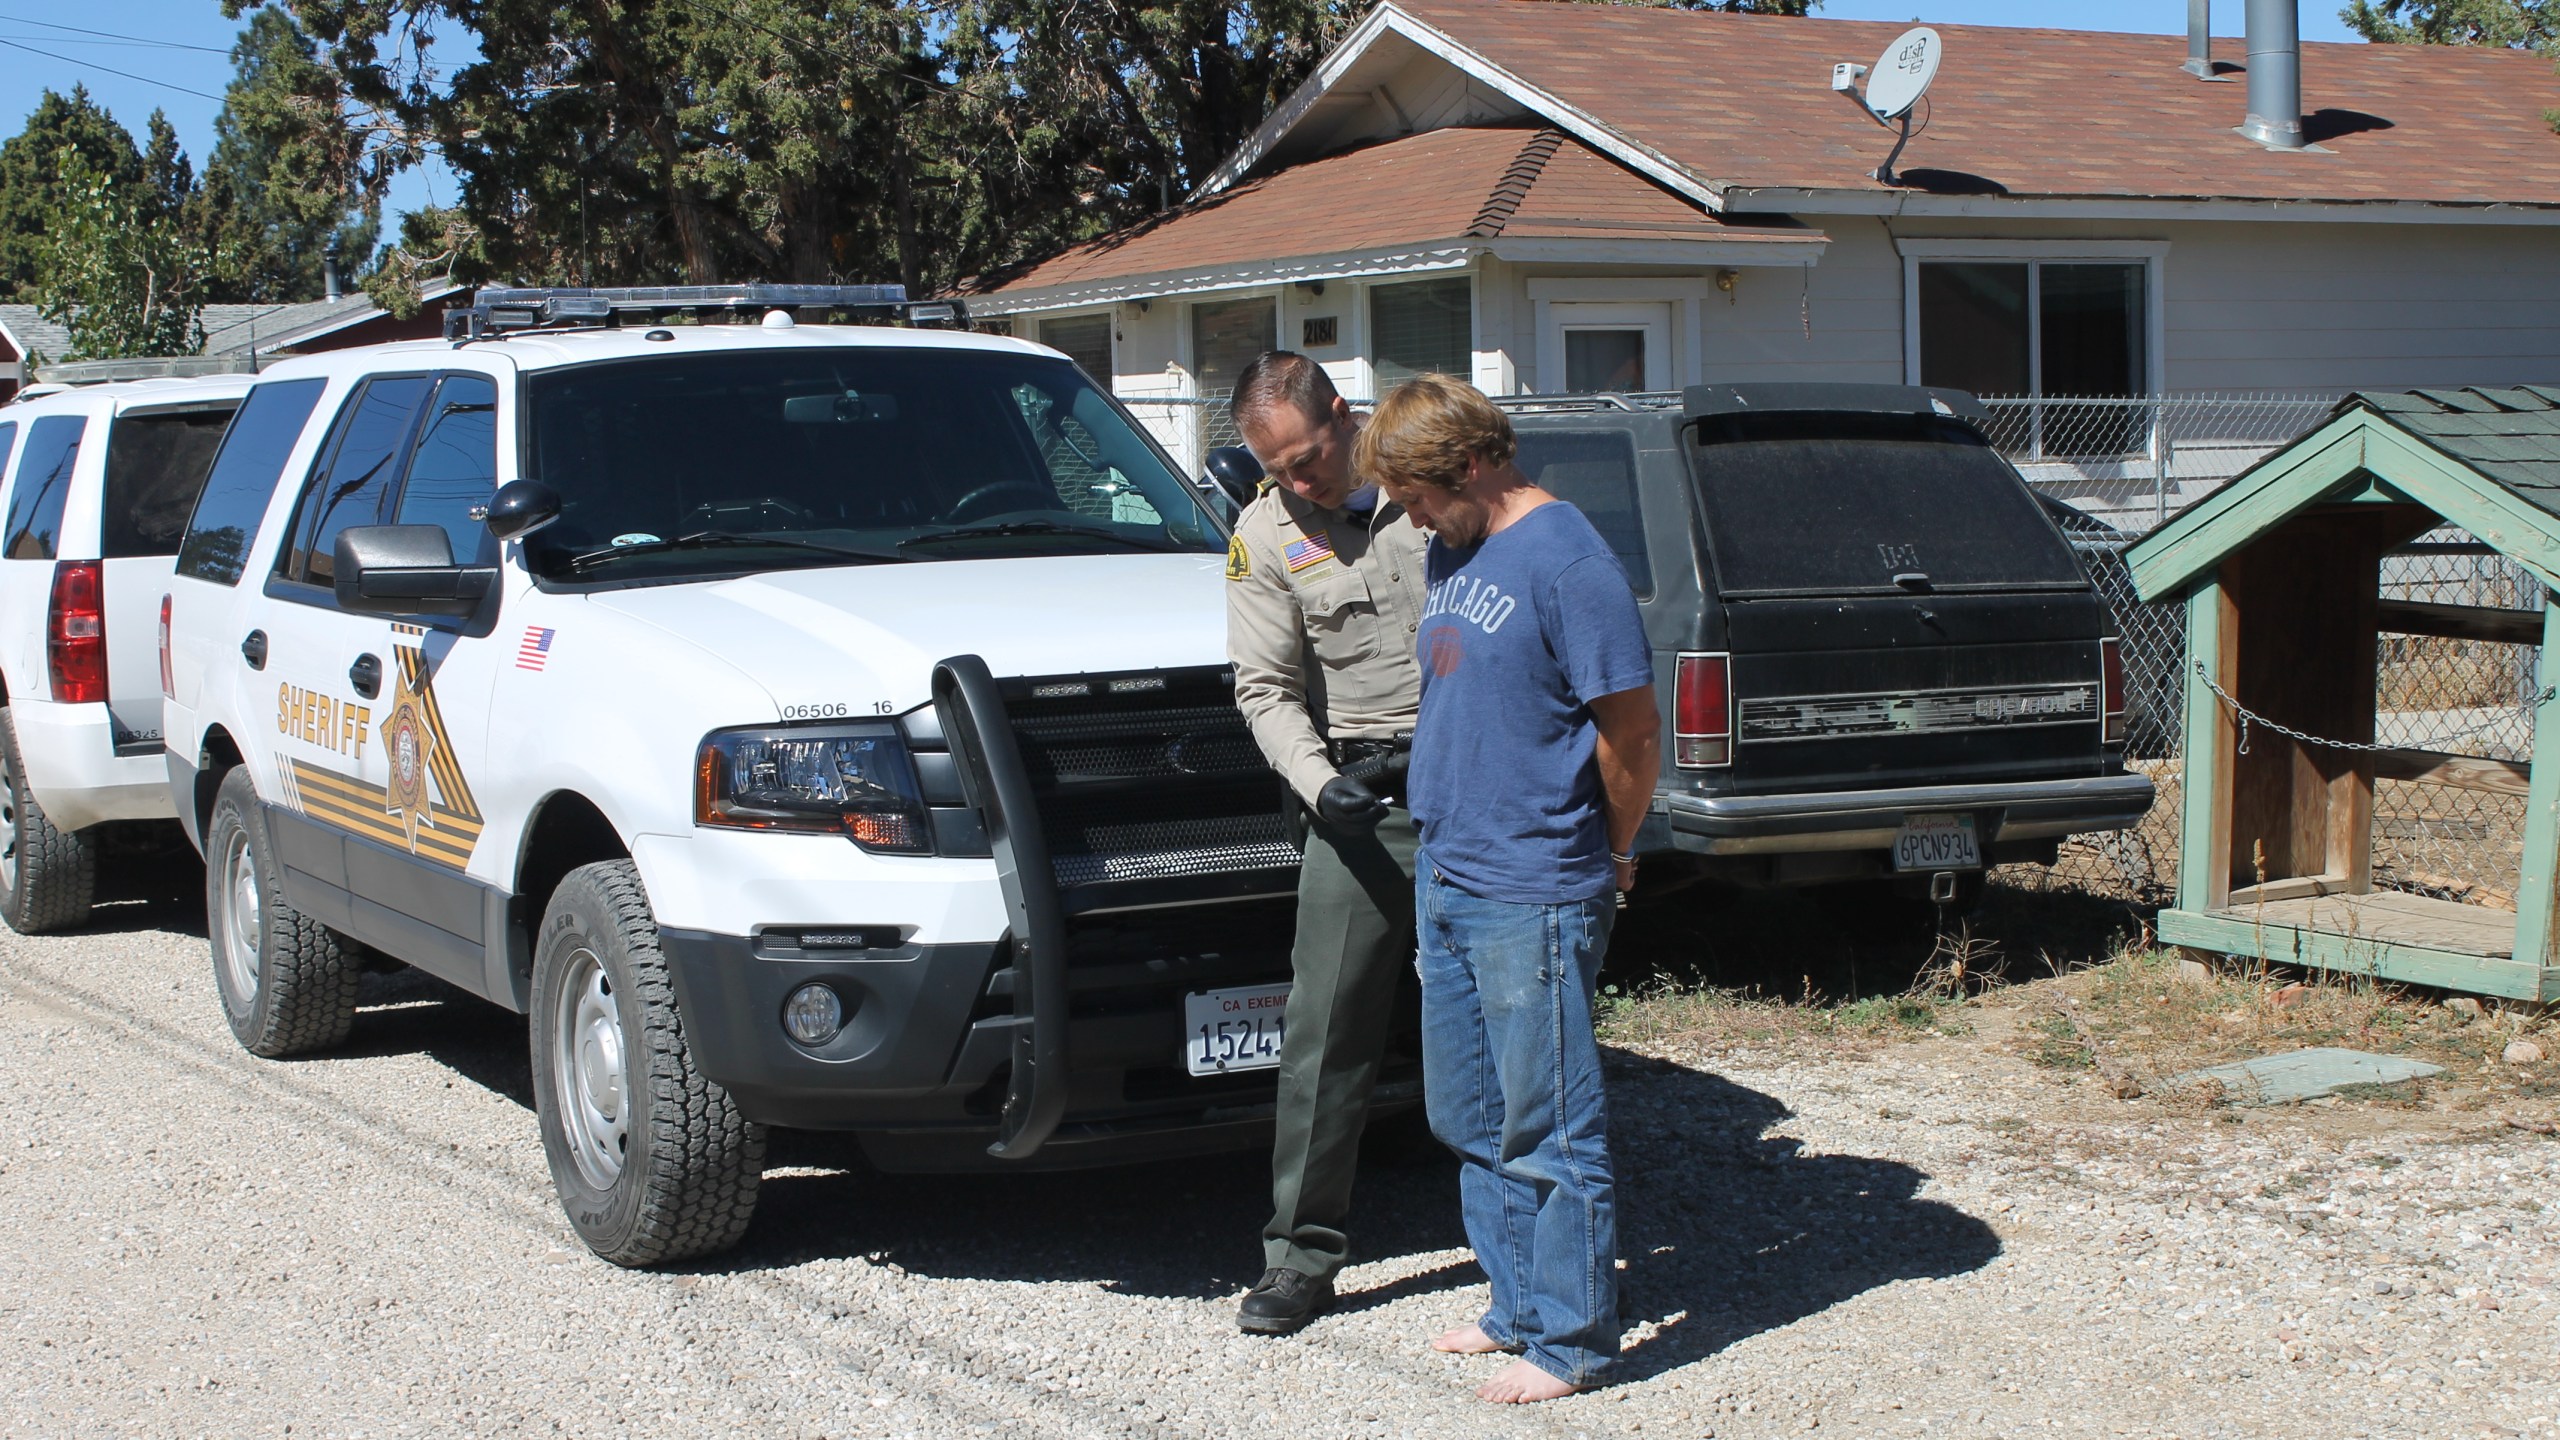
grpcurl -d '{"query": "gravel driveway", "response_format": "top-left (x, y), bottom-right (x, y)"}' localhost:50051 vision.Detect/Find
top-left (2, 903), bottom-right (2554, 1439)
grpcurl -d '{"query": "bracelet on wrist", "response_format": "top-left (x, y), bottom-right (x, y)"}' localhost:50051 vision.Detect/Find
top-left (1608, 850), bottom-right (1636, 866)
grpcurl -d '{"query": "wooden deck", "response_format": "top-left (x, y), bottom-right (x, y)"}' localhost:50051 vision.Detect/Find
top-left (2207, 890), bottom-right (2517, 958)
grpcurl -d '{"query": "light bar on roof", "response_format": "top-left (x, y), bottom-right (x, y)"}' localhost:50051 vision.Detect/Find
top-left (444, 283), bottom-right (968, 341)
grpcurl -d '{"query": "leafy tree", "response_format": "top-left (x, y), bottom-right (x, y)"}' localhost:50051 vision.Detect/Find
top-left (36, 149), bottom-right (210, 360)
top-left (0, 88), bottom-right (149, 300)
top-left (2341, 0), bottom-right (2560, 50)
top-left (195, 7), bottom-right (380, 302)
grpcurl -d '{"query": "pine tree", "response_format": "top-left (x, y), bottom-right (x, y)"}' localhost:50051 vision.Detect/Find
top-left (0, 88), bottom-right (150, 301)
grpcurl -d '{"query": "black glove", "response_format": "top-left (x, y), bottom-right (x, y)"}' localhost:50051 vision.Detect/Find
top-left (1315, 774), bottom-right (1389, 832)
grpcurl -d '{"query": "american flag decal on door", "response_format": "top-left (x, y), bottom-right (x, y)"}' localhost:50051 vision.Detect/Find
top-left (515, 626), bottom-right (556, 672)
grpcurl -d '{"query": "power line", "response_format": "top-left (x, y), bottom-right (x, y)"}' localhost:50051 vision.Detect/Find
top-left (0, 14), bottom-right (233, 56)
top-left (0, 37), bottom-right (225, 102)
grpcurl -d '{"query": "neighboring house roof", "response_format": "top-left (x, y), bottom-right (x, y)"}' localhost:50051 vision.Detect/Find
top-left (0, 283), bottom-right (465, 380)
top-left (1213, 0), bottom-right (2560, 218)
top-left (971, 125), bottom-right (1823, 308)
top-left (2129, 385), bottom-right (2560, 598)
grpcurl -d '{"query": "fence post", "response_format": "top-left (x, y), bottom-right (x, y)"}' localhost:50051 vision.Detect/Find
top-left (2153, 395), bottom-right (2171, 526)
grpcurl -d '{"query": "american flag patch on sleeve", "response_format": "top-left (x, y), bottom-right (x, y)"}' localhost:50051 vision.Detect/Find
top-left (1283, 532), bottom-right (1335, 573)
top-left (515, 626), bottom-right (556, 671)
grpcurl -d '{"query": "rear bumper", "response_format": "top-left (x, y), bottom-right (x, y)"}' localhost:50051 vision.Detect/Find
top-left (1664, 771), bottom-right (2156, 856)
top-left (12, 698), bottom-right (174, 831)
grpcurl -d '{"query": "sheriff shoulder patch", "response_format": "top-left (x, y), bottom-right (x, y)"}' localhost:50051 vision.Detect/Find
top-left (1225, 534), bottom-right (1252, 581)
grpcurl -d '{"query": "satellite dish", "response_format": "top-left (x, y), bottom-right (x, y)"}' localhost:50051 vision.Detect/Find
top-left (1862, 27), bottom-right (1941, 121)
top-left (1828, 26), bottom-right (1944, 187)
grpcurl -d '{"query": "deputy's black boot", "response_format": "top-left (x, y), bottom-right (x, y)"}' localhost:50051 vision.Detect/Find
top-left (1236, 1267), bottom-right (1334, 1335)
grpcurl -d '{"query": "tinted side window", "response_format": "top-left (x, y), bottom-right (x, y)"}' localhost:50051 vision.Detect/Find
top-left (279, 376), bottom-right (432, 586)
top-left (5, 416), bottom-right (86, 561)
top-left (179, 379), bottom-right (327, 586)
top-left (103, 406), bottom-right (240, 559)
top-left (1514, 429), bottom-right (1652, 595)
top-left (392, 375), bottom-right (499, 564)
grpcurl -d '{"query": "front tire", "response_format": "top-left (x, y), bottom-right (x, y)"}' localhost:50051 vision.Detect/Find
top-left (0, 706), bottom-right (94, 934)
top-left (205, 767), bottom-right (361, 1056)
top-left (531, 861), bottom-right (764, 1267)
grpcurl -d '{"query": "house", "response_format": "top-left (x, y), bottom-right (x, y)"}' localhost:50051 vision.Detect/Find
top-left (966, 0), bottom-right (2560, 491)
top-left (0, 282), bottom-right (465, 398)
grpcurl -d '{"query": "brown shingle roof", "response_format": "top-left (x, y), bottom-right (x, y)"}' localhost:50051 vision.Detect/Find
top-left (974, 126), bottom-right (1812, 299)
top-left (1390, 0), bottom-right (2560, 207)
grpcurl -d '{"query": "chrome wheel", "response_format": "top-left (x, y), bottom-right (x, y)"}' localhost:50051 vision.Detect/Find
top-left (217, 828), bottom-right (262, 1006)
top-left (553, 947), bottom-right (628, 1191)
top-left (0, 737), bottom-right (19, 888)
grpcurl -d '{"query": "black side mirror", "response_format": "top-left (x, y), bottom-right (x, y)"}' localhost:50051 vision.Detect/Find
top-left (484, 478), bottom-right (562, 542)
top-left (1203, 446), bottom-right (1264, 509)
top-left (333, 525), bottom-right (498, 618)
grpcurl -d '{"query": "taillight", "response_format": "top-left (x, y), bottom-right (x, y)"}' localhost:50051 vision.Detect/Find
top-left (2099, 636), bottom-right (2126, 745)
top-left (47, 561), bottom-right (104, 705)
top-left (1674, 652), bottom-right (1732, 768)
top-left (159, 593), bottom-right (174, 699)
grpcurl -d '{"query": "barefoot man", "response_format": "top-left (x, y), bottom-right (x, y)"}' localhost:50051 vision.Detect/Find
top-left (1355, 374), bottom-right (1661, 1403)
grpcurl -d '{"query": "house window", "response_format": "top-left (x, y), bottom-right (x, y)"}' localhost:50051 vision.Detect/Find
top-left (1918, 260), bottom-right (2148, 455)
top-left (1038, 313), bottom-right (1112, 385)
top-left (1370, 278), bottom-right (1471, 388)
top-left (1191, 297), bottom-right (1276, 394)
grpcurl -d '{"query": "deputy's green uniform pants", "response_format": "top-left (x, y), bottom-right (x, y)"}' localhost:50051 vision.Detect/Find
top-left (1263, 806), bottom-right (1419, 1280)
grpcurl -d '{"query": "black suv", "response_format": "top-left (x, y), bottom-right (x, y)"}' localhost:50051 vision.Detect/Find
top-left (1493, 383), bottom-right (2153, 910)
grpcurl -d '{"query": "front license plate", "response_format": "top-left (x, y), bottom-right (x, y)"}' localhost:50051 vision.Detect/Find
top-left (1184, 983), bottom-right (1292, 1076)
top-left (1892, 812), bottom-right (1981, 871)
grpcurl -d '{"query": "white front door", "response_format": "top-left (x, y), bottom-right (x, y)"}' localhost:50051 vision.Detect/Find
top-left (1540, 302), bottom-right (1673, 394)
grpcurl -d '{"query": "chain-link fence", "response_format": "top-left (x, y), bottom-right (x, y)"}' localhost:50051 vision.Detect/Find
top-left (1117, 388), bottom-right (2538, 914)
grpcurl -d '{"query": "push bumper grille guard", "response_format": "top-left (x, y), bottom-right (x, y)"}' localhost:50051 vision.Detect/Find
top-left (932, 655), bottom-right (1070, 1160)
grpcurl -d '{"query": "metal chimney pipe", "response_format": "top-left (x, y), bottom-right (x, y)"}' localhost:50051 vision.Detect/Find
top-left (2182, 0), bottom-right (2213, 78)
top-left (2239, 0), bottom-right (2305, 148)
top-left (322, 237), bottom-right (344, 302)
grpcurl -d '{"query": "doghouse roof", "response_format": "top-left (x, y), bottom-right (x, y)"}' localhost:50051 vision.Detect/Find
top-left (2128, 387), bottom-right (2560, 603)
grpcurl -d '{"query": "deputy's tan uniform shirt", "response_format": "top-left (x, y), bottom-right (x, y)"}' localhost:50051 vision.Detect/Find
top-left (1225, 485), bottom-right (1431, 807)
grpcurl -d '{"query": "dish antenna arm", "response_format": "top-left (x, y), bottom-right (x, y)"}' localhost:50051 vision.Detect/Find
top-left (1830, 78), bottom-right (1918, 187)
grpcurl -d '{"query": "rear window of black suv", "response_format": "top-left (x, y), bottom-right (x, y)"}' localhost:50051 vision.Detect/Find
top-left (1687, 410), bottom-right (2085, 596)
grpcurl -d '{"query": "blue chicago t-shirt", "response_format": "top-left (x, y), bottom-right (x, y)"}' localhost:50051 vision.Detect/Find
top-left (1409, 500), bottom-right (1653, 904)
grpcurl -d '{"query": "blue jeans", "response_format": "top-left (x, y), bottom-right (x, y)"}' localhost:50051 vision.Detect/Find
top-left (1416, 852), bottom-right (1620, 1386)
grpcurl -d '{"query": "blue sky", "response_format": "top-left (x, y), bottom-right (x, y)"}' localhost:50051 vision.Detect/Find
top-left (0, 1), bottom-right (2369, 247)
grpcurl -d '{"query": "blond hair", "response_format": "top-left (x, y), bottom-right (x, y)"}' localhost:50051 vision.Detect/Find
top-left (1352, 373), bottom-right (1516, 494)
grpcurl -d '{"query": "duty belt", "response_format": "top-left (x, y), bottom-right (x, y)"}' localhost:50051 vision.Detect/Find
top-left (1330, 736), bottom-right (1410, 765)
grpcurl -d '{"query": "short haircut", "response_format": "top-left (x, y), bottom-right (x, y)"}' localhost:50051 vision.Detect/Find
top-left (1229, 351), bottom-right (1340, 433)
top-left (1352, 372), bottom-right (1516, 494)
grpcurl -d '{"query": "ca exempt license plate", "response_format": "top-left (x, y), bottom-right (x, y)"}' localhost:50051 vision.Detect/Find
top-left (1892, 812), bottom-right (1982, 871)
top-left (1184, 983), bottom-right (1292, 1076)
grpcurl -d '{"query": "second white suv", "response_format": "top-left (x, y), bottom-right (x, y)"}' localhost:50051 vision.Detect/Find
top-left (0, 375), bottom-right (251, 931)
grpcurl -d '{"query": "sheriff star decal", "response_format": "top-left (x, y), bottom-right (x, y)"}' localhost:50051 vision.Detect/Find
top-left (381, 661), bottom-right (438, 853)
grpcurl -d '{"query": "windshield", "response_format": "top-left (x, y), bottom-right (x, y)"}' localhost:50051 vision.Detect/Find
top-left (522, 348), bottom-right (1219, 581)
top-left (1687, 411), bottom-right (2087, 596)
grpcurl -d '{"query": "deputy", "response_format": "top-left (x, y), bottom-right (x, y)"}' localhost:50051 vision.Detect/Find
top-left (1223, 351), bottom-right (1429, 1336)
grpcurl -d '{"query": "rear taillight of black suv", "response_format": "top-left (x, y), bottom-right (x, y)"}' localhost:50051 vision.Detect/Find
top-left (1674, 651), bottom-right (1732, 768)
top-left (47, 561), bottom-right (104, 704)
top-left (2099, 636), bottom-right (2126, 746)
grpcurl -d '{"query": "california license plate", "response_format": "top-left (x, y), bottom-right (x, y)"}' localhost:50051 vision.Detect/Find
top-left (1184, 983), bottom-right (1292, 1076)
top-left (1892, 812), bottom-right (1981, 871)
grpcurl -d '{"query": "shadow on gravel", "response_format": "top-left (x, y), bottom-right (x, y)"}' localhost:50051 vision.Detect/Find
top-left (336, 967), bottom-right (534, 1108)
top-left (729, 1051), bottom-right (2000, 1379)
top-left (1604, 1053), bottom-right (2003, 1379)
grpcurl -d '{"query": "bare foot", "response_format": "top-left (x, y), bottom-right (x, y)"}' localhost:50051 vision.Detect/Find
top-left (1430, 1323), bottom-right (1504, 1355)
top-left (1475, 1358), bottom-right (1582, 1404)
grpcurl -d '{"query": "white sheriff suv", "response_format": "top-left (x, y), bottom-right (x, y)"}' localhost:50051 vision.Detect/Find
top-left (163, 286), bottom-right (1363, 1265)
top-left (0, 374), bottom-right (251, 932)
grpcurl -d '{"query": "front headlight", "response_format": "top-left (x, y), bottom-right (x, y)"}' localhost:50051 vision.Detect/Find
top-left (695, 724), bottom-right (932, 853)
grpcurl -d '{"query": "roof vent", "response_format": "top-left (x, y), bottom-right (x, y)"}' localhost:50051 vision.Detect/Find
top-left (2238, 0), bottom-right (2306, 149)
top-left (2181, 0), bottom-right (2219, 79)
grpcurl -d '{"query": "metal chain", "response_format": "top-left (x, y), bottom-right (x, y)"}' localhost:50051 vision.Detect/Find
top-left (2191, 661), bottom-right (2550, 757)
